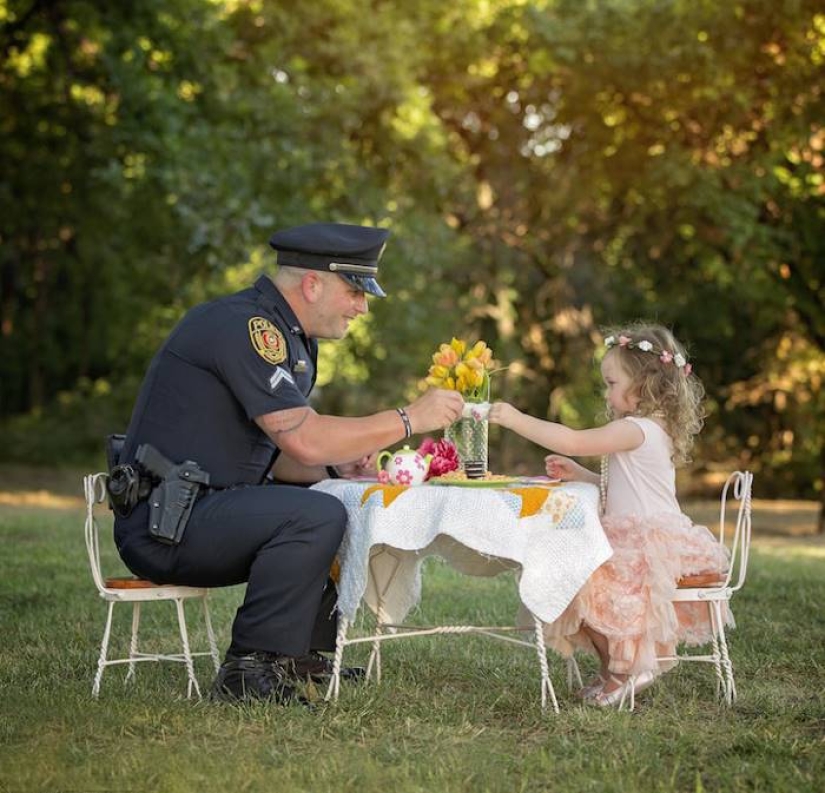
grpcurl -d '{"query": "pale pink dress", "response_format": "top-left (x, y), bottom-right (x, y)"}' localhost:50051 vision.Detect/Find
top-left (545, 416), bottom-right (732, 676)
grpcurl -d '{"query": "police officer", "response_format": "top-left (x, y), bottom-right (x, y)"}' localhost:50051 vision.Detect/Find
top-left (113, 222), bottom-right (464, 704)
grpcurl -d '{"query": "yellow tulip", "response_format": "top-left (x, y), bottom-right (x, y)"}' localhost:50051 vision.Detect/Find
top-left (470, 340), bottom-right (487, 358)
top-left (455, 361), bottom-right (472, 380)
top-left (426, 338), bottom-right (495, 398)
top-left (433, 348), bottom-right (458, 368)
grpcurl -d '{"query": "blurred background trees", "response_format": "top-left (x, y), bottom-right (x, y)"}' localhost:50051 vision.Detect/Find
top-left (1, 0), bottom-right (822, 521)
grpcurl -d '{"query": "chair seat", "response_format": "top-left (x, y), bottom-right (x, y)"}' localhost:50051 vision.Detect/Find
top-left (101, 578), bottom-right (211, 601)
top-left (677, 571), bottom-right (727, 588)
top-left (104, 576), bottom-right (162, 589)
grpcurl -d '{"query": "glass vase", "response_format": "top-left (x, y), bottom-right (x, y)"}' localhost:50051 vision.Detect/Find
top-left (444, 416), bottom-right (489, 477)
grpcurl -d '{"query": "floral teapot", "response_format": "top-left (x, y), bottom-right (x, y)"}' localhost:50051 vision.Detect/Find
top-left (376, 445), bottom-right (432, 486)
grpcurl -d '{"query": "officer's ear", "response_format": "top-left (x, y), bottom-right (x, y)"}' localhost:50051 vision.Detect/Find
top-left (301, 271), bottom-right (324, 304)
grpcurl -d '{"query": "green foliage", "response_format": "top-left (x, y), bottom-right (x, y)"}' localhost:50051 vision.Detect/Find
top-left (0, 1), bottom-right (822, 501)
top-left (410, 0), bottom-right (825, 494)
top-left (0, 376), bottom-right (137, 465)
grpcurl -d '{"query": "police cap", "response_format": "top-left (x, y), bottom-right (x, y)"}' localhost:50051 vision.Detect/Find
top-left (269, 222), bottom-right (389, 297)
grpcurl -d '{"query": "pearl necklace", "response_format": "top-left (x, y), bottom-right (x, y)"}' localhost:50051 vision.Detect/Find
top-left (599, 455), bottom-right (608, 515)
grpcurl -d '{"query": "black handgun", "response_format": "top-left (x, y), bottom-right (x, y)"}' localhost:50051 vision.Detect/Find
top-left (136, 444), bottom-right (210, 545)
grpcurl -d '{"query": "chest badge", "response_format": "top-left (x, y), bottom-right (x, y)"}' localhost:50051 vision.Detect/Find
top-left (248, 317), bottom-right (287, 365)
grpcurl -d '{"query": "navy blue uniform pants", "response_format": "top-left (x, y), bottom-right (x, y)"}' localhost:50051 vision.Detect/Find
top-left (114, 485), bottom-right (348, 657)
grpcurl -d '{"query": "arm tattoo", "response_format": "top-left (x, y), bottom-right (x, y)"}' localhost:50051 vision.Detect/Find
top-left (269, 408), bottom-right (310, 435)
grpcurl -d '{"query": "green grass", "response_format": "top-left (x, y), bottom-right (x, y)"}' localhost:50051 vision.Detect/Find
top-left (1, 503), bottom-right (823, 793)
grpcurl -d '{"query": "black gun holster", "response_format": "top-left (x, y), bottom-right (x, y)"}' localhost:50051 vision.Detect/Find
top-left (137, 444), bottom-right (211, 546)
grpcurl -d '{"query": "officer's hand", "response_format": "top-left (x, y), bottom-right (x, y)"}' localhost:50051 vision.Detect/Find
top-left (404, 388), bottom-right (464, 434)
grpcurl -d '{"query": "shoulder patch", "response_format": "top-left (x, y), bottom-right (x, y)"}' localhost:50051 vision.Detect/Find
top-left (248, 317), bottom-right (287, 365)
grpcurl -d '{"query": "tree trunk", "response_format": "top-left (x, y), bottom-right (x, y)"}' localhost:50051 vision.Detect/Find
top-left (819, 444), bottom-right (825, 535)
top-left (29, 252), bottom-right (49, 411)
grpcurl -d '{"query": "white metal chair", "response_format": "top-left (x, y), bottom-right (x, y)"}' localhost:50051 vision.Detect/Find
top-left (659, 470), bottom-right (754, 704)
top-left (84, 472), bottom-right (221, 698)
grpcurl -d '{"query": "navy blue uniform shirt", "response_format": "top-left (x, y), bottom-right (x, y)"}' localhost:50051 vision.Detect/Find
top-left (121, 276), bottom-right (317, 488)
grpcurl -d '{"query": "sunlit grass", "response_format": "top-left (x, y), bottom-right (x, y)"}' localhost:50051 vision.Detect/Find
top-left (1, 496), bottom-right (823, 793)
top-left (755, 542), bottom-right (825, 560)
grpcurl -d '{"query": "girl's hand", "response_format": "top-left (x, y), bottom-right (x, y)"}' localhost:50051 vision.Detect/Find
top-left (337, 453), bottom-right (378, 479)
top-left (488, 401), bottom-right (520, 429)
top-left (545, 454), bottom-right (583, 482)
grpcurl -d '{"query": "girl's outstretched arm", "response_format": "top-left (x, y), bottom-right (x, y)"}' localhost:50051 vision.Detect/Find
top-left (488, 401), bottom-right (644, 456)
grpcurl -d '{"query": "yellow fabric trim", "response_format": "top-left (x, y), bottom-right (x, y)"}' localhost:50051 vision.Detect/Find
top-left (361, 483), bottom-right (410, 508)
top-left (510, 488), bottom-right (551, 518)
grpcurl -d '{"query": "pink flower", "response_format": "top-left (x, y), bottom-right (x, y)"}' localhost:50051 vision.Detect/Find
top-left (618, 335), bottom-right (632, 347)
top-left (684, 363), bottom-right (693, 375)
top-left (418, 437), bottom-right (438, 456)
top-left (660, 350), bottom-right (673, 364)
top-left (377, 470), bottom-right (390, 484)
top-left (396, 470), bottom-right (413, 485)
top-left (418, 437), bottom-right (460, 479)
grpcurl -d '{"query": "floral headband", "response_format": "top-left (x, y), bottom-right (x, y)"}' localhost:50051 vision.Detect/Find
top-left (604, 334), bottom-right (693, 375)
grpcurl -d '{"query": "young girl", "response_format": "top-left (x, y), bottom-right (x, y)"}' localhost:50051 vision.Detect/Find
top-left (488, 323), bottom-right (730, 707)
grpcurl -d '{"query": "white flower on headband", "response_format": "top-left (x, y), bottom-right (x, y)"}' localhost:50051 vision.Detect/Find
top-left (637, 340), bottom-right (653, 352)
top-left (674, 353), bottom-right (686, 368)
top-left (604, 335), bottom-right (616, 346)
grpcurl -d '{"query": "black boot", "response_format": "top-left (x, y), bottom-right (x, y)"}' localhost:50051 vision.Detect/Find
top-left (210, 652), bottom-right (303, 704)
top-left (284, 650), bottom-right (366, 684)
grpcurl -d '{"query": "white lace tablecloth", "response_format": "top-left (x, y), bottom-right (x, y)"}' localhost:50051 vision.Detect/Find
top-left (311, 480), bottom-right (612, 626)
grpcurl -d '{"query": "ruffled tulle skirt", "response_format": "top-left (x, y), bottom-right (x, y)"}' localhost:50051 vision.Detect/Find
top-left (543, 511), bottom-right (733, 677)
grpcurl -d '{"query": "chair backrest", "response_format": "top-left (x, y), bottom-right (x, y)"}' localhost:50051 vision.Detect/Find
top-left (717, 470), bottom-right (753, 593)
top-left (84, 472), bottom-right (112, 595)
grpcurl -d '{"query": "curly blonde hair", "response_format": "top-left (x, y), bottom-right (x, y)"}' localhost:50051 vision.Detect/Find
top-left (601, 322), bottom-right (705, 466)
